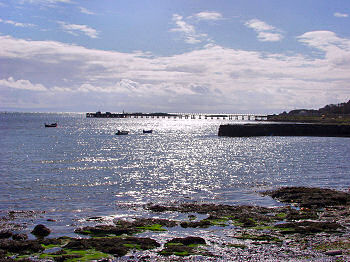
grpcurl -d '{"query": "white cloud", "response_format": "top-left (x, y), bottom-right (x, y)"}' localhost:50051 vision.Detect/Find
top-left (0, 77), bottom-right (47, 91)
top-left (257, 32), bottom-right (283, 42)
top-left (20, 0), bottom-right (72, 4)
top-left (0, 18), bottom-right (35, 27)
top-left (245, 19), bottom-right (283, 42)
top-left (170, 14), bottom-right (208, 44)
top-left (57, 21), bottom-right (99, 38)
top-left (298, 30), bottom-right (350, 67)
top-left (245, 19), bottom-right (275, 31)
top-left (193, 11), bottom-right (223, 21)
top-left (334, 12), bottom-right (348, 18)
top-left (79, 7), bottom-right (95, 15)
top-left (0, 34), bottom-right (349, 113)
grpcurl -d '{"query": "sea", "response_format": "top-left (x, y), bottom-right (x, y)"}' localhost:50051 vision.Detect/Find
top-left (0, 112), bottom-right (350, 237)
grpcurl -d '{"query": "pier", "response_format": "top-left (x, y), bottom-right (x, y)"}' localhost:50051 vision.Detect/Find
top-left (86, 111), bottom-right (268, 121)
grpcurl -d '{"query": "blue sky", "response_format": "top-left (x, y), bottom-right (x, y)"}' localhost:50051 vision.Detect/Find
top-left (0, 0), bottom-right (349, 113)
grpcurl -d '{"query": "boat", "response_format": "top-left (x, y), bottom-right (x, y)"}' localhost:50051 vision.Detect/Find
top-left (45, 123), bottom-right (57, 127)
top-left (115, 130), bottom-right (129, 135)
top-left (143, 129), bottom-right (153, 134)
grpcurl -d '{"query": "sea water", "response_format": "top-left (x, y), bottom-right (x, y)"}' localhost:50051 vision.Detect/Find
top-left (0, 112), bottom-right (349, 236)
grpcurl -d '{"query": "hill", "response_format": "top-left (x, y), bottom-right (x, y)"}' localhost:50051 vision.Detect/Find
top-left (267, 100), bottom-right (350, 123)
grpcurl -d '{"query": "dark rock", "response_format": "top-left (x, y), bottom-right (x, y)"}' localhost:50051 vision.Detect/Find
top-left (0, 231), bottom-right (12, 239)
top-left (75, 225), bottom-right (137, 236)
top-left (31, 224), bottom-right (51, 237)
top-left (52, 254), bottom-right (82, 262)
top-left (286, 208), bottom-right (319, 221)
top-left (160, 236), bottom-right (207, 257)
top-left (0, 239), bottom-right (44, 253)
top-left (239, 216), bottom-right (257, 227)
top-left (146, 203), bottom-right (271, 223)
top-left (64, 236), bottom-right (160, 257)
top-left (325, 250), bottom-right (342, 256)
top-left (160, 244), bottom-right (193, 256)
top-left (263, 187), bottom-right (350, 207)
top-left (114, 217), bottom-right (177, 228)
top-left (180, 220), bottom-right (211, 228)
top-left (168, 236), bottom-right (206, 246)
top-left (147, 204), bottom-right (168, 212)
top-left (275, 221), bottom-right (343, 234)
top-left (12, 234), bottom-right (28, 241)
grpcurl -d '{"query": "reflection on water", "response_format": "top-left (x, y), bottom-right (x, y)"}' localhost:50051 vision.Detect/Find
top-left (0, 112), bottom-right (350, 234)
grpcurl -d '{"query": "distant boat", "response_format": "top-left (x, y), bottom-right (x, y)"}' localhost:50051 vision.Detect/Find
top-left (115, 130), bottom-right (129, 135)
top-left (143, 129), bottom-right (153, 134)
top-left (45, 123), bottom-right (57, 127)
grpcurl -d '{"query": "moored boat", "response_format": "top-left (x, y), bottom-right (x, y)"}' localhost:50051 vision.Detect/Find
top-left (116, 130), bottom-right (129, 135)
top-left (143, 129), bottom-right (153, 134)
top-left (45, 123), bottom-right (57, 127)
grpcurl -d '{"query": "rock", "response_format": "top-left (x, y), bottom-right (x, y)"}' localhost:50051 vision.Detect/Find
top-left (180, 220), bottom-right (211, 228)
top-left (262, 187), bottom-right (350, 208)
top-left (0, 239), bottom-right (44, 253)
top-left (12, 233), bottom-right (28, 241)
top-left (31, 224), bottom-right (51, 237)
top-left (168, 236), bottom-right (206, 245)
top-left (0, 230), bottom-right (12, 239)
top-left (325, 250), bottom-right (342, 256)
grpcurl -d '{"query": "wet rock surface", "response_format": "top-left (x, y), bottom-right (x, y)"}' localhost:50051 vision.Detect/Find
top-left (31, 224), bottom-right (51, 238)
top-left (262, 186), bottom-right (350, 207)
top-left (1, 187), bottom-right (350, 261)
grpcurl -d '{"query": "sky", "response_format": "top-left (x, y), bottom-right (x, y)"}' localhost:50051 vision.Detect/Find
top-left (0, 0), bottom-right (349, 113)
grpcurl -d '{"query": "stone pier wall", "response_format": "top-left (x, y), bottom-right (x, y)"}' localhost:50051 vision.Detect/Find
top-left (218, 123), bottom-right (350, 137)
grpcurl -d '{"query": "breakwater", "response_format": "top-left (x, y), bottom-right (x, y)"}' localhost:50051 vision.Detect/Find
top-left (218, 123), bottom-right (350, 137)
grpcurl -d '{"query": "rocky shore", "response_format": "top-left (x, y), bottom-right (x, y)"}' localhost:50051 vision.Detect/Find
top-left (1, 187), bottom-right (349, 261)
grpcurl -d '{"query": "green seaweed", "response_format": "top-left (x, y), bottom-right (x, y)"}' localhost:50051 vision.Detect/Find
top-left (276, 212), bottom-right (287, 219)
top-left (41, 243), bottom-right (61, 249)
top-left (39, 248), bottom-right (110, 262)
top-left (227, 244), bottom-right (247, 249)
top-left (136, 223), bottom-right (167, 232)
top-left (123, 243), bottom-right (141, 249)
top-left (204, 217), bottom-right (229, 227)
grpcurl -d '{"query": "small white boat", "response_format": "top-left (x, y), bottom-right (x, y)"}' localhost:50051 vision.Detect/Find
top-left (115, 130), bottom-right (129, 135)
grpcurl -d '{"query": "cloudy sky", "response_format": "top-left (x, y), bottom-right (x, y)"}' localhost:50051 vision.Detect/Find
top-left (0, 0), bottom-right (349, 113)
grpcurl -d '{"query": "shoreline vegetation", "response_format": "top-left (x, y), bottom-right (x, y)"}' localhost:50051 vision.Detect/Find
top-left (1, 187), bottom-right (349, 261)
top-left (266, 100), bottom-right (350, 124)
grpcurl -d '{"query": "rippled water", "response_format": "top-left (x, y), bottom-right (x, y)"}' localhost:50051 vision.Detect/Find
top-left (1, 112), bottom-right (349, 235)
